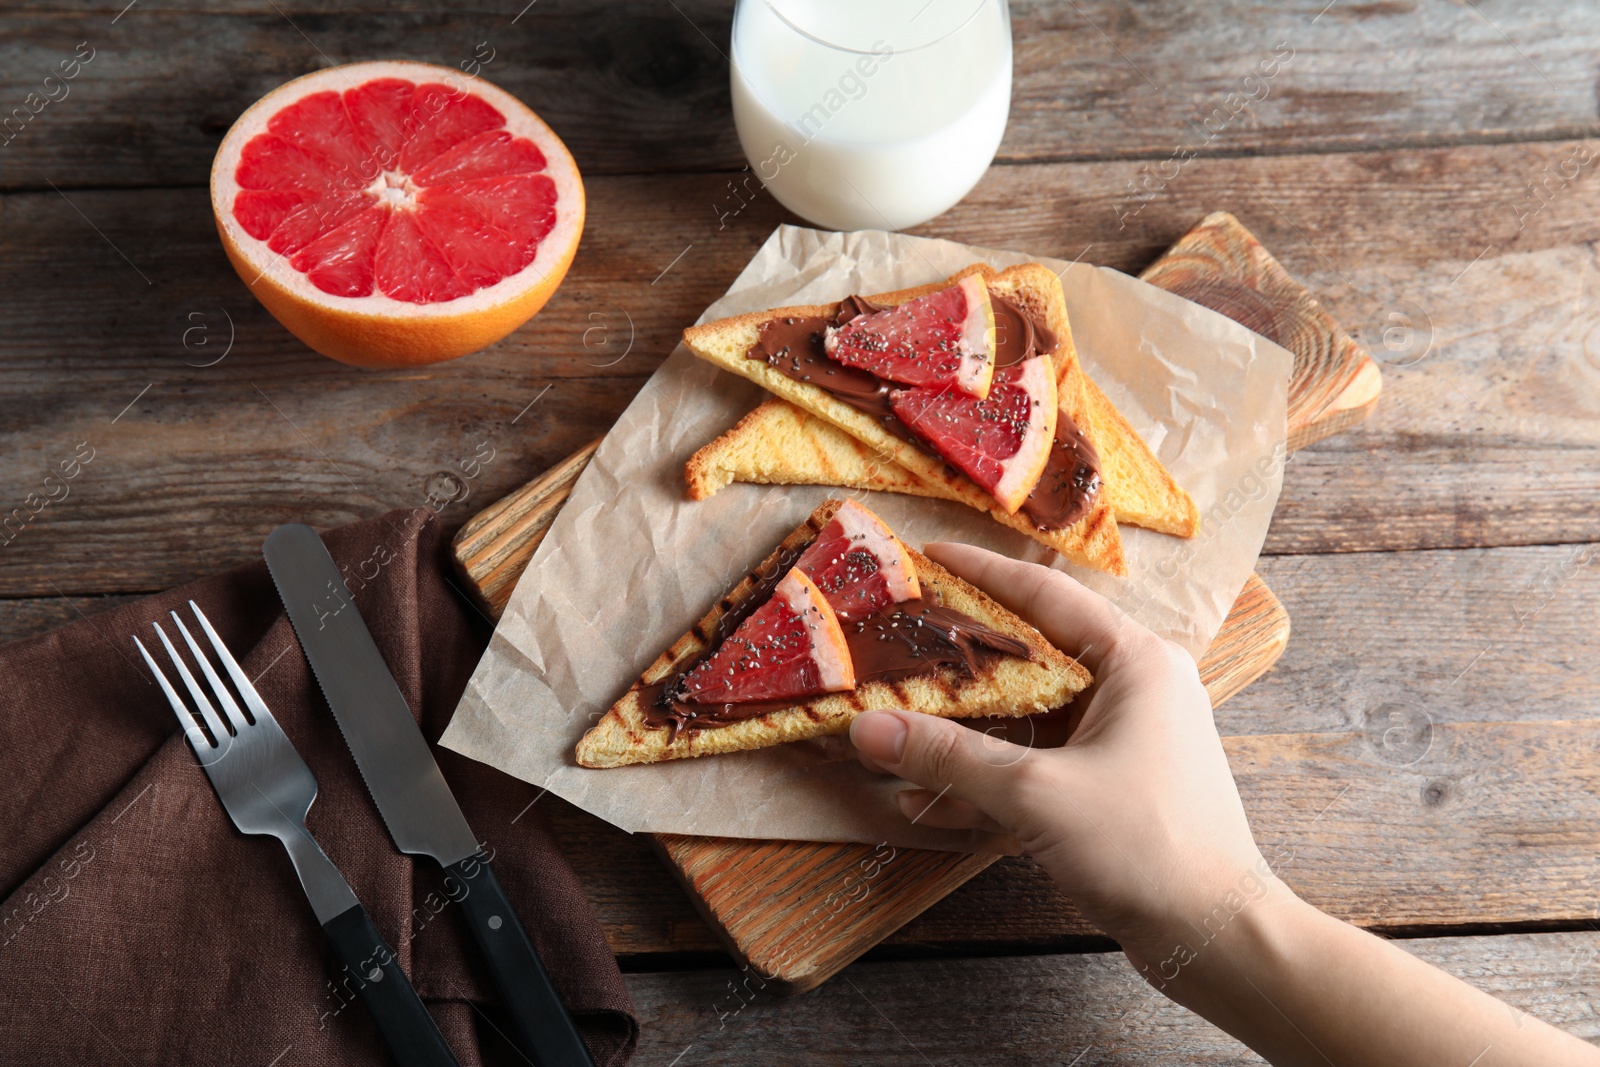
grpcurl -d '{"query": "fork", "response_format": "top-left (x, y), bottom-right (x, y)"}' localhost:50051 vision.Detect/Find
top-left (135, 601), bottom-right (459, 1067)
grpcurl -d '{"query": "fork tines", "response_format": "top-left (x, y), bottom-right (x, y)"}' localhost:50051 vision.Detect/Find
top-left (134, 600), bottom-right (276, 758)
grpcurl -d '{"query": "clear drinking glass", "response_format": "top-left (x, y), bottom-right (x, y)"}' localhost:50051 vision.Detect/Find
top-left (730, 0), bottom-right (1013, 232)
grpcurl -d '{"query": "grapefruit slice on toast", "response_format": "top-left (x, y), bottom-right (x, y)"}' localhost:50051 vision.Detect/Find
top-left (792, 498), bottom-right (919, 622)
top-left (211, 60), bottom-right (584, 368)
top-left (825, 275), bottom-right (996, 397)
top-left (679, 568), bottom-right (854, 705)
top-left (890, 356), bottom-right (1058, 514)
top-left (677, 262), bottom-right (1131, 574)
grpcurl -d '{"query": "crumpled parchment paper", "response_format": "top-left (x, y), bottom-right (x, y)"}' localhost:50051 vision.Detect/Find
top-left (440, 225), bottom-right (1291, 852)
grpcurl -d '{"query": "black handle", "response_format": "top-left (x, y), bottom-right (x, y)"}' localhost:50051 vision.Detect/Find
top-left (323, 903), bottom-right (461, 1067)
top-left (445, 856), bottom-right (596, 1067)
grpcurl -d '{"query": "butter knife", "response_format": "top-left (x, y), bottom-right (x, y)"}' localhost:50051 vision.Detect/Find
top-left (263, 523), bottom-right (595, 1067)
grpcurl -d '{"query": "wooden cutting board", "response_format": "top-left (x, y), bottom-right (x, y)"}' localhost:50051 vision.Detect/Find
top-left (452, 212), bottom-right (1379, 992)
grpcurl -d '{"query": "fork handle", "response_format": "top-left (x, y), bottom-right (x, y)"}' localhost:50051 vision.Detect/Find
top-left (323, 904), bottom-right (461, 1067)
top-left (445, 857), bottom-right (597, 1067)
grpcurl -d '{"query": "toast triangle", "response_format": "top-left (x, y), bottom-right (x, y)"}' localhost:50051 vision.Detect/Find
top-left (575, 499), bottom-right (1091, 768)
top-left (681, 263), bottom-right (1127, 576)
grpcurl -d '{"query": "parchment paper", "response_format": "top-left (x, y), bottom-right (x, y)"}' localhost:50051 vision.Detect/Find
top-left (440, 225), bottom-right (1291, 852)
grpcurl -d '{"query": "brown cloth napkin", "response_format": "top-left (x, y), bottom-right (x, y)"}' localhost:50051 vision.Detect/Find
top-left (0, 509), bottom-right (637, 1066)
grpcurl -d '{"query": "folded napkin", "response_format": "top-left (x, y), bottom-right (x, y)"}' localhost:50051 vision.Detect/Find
top-left (0, 510), bottom-right (637, 1066)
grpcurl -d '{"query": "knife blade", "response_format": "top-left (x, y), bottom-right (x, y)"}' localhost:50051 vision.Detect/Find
top-left (264, 523), bottom-right (596, 1067)
top-left (263, 524), bottom-right (478, 866)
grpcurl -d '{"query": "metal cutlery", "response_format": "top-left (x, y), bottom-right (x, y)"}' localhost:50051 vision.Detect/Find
top-left (135, 601), bottom-right (460, 1067)
top-left (263, 524), bottom-right (596, 1067)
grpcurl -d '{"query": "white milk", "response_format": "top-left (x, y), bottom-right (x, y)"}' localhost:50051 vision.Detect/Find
top-left (730, 0), bottom-right (1012, 232)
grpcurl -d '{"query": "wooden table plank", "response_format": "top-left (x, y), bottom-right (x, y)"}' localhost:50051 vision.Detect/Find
top-left (547, 719), bottom-right (1600, 956)
top-left (6, 137), bottom-right (1600, 592)
top-left (0, 594), bottom-right (143, 647)
top-left (929, 140), bottom-right (1600, 276)
top-left (624, 931), bottom-right (1600, 1063)
top-left (0, 5), bottom-right (737, 185)
top-left (4, 2), bottom-right (1599, 188)
top-left (6, 537), bottom-right (1593, 955)
top-left (1236, 544), bottom-right (1600, 737)
top-left (19, 537), bottom-right (1595, 729)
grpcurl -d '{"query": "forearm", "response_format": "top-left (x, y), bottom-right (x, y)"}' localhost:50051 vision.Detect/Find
top-left (1154, 883), bottom-right (1600, 1067)
top-left (853, 546), bottom-right (1599, 1063)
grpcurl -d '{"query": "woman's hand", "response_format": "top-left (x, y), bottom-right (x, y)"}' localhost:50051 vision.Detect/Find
top-left (852, 543), bottom-right (1600, 1066)
top-left (849, 541), bottom-right (1276, 968)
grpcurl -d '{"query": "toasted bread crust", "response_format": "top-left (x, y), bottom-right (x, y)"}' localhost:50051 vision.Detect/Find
top-left (575, 499), bottom-right (1092, 768)
top-left (1079, 374), bottom-right (1200, 537)
top-left (681, 263), bottom-right (1128, 576)
top-left (685, 398), bottom-right (946, 503)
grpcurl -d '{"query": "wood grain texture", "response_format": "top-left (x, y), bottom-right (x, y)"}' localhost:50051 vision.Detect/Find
top-left (1191, 573), bottom-right (1290, 711)
top-left (547, 717), bottom-right (1600, 957)
top-left (5, 138), bottom-right (1600, 594)
top-left (1235, 542), bottom-right (1600, 737)
top-left (0, 593), bottom-right (144, 648)
top-left (449, 438), bottom-right (601, 617)
top-left (7, 2), bottom-right (1600, 188)
top-left (1138, 210), bottom-right (1380, 450)
top-left (623, 931), bottom-right (1600, 1063)
top-left (652, 836), bottom-right (999, 993)
top-left (450, 441), bottom-right (1287, 986)
top-left (0, 5), bottom-right (739, 186)
top-left (926, 138), bottom-right (1600, 277)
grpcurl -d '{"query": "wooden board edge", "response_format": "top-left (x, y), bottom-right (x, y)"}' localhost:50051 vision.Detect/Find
top-left (651, 834), bottom-right (1000, 994)
top-left (451, 438), bottom-right (601, 620)
top-left (1141, 211), bottom-right (1383, 448)
top-left (1200, 572), bottom-right (1289, 709)
top-left (1287, 355), bottom-right (1384, 451)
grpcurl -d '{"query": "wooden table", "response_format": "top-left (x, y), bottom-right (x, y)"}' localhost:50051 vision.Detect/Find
top-left (5, 1), bottom-right (1600, 1061)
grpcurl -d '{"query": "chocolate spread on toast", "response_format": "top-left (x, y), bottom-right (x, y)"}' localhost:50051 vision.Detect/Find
top-left (635, 534), bottom-right (1031, 740)
top-left (747, 291), bottom-right (1102, 530)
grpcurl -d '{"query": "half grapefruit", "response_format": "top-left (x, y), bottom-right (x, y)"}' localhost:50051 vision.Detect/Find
top-left (210, 60), bottom-right (584, 368)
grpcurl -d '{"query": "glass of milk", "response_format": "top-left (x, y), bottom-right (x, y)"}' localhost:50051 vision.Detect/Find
top-left (730, 0), bottom-right (1012, 232)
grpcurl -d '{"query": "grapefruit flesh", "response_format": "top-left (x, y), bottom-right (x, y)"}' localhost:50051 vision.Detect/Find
top-left (825, 275), bottom-right (996, 398)
top-left (794, 499), bottom-right (920, 622)
top-left (211, 61), bottom-right (584, 367)
top-left (890, 355), bottom-right (1059, 514)
top-left (682, 569), bottom-right (855, 705)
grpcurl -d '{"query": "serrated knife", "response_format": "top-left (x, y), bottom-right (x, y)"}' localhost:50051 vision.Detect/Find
top-left (263, 523), bottom-right (595, 1067)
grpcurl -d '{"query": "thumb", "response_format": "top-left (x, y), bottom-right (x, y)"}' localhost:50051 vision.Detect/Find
top-left (850, 710), bottom-right (1034, 825)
